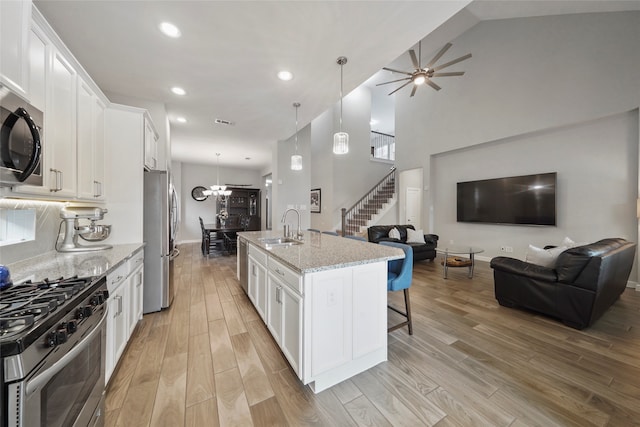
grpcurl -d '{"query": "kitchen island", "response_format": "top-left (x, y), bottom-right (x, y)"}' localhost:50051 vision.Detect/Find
top-left (237, 231), bottom-right (404, 393)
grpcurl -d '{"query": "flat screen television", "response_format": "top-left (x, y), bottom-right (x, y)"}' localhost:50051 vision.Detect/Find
top-left (457, 172), bottom-right (557, 226)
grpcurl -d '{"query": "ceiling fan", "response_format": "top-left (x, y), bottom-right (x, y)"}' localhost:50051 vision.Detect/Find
top-left (377, 41), bottom-right (471, 97)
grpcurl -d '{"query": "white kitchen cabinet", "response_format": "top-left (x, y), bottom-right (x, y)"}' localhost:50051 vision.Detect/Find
top-left (241, 237), bottom-right (389, 394)
top-left (106, 263), bottom-right (129, 384)
top-left (128, 251), bottom-right (144, 335)
top-left (0, 0), bottom-right (31, 98)
top-left (46, 50), bottom-right (77, 196)
top-left (105, 250), bottom-right (145, 385)
top-left (144, 116), bottom-right (159, 170)
top-left (267, 258), bottom-right (302, 376)
top-left (77, 77), bottom-right (106, 200)
top-left (27, 22), bottom-right (47, 112)
top-left (248, 245), bottom-right (268, 319)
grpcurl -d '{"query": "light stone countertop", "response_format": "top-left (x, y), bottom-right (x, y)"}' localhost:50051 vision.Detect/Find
top-left (238, 231), bottom-right (404, 273)
top-left (6, 243), bottom-right (145, 284)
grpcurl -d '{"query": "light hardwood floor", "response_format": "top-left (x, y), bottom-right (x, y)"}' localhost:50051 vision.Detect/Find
top-left (105, 243), bottom-right (640, 426)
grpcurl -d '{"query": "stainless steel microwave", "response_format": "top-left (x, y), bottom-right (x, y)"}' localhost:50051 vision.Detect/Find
top-left (0, 86), bottom-right (43, 187)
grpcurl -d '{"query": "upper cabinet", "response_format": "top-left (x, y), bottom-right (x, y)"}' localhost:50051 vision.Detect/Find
top-left (11, 9), bottom-right (108, 201)
top-left (77, 77), bottom-right (106, 200)
top-left (0, 0), bottom-right (31, 98)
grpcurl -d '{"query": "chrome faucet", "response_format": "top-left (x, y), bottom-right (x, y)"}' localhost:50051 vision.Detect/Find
top-left (281, 208), bottom-right (302, 240)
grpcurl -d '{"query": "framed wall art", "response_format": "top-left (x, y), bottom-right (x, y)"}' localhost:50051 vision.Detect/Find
top-left (310, 188), bottom-right (321, 213)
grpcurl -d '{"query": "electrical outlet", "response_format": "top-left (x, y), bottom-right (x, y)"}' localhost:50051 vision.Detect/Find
top-left (506, 246), bottom-right (513, 253)
top-left (449, 239), bottom-right (454, 244)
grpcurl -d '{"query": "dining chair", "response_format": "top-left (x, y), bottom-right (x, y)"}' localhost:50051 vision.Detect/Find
top-left (379, 241), bottom-right (414, 335)
top-left (199, 217), bottom-right (224, 255)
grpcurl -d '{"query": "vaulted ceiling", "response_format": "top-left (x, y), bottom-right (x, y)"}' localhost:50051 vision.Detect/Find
top-left (34, 1), bottom-right (640, 170)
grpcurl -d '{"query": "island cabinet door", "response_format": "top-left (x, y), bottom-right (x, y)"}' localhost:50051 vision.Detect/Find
top-left (281, 285), bottom-right (302, 376)
top-left (266, 275), bottom-right (283, 344)
top-left (248, 256), bottom-right (267, 320)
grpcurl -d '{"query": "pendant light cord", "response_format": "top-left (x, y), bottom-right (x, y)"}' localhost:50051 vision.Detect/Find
top-left (339, 61), bottom-right (343, 133)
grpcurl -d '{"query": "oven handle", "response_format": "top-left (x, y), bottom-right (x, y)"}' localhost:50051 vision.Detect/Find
top-left (26, 306), bottom-right (108, 396)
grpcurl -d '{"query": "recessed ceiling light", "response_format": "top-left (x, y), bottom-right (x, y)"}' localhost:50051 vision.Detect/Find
top-left (159, 22), bottom-right (181, 38)
top-left (176, 117), bottom-right (187, 123)
top-left (171, 87), bottom-right (186, 95)
top-left (277, 70), bottom-right (293, 81)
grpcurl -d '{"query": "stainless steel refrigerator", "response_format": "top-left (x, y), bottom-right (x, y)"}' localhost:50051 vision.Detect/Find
top-left (143, 170), bottom-right (178, 313)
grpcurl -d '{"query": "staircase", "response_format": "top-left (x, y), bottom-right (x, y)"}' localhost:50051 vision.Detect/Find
top-left (341, 167), bottom-right (396, 236)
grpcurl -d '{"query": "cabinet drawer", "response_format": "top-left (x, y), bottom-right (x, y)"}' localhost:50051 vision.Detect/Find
top-left (107, 263), bottom-right (128, 292)
top-left (128, 250), bottom-right (144, 275)
top-left (269, 258), bottom-right (301, 294)
top-left (249, 244), bottom-right (268, 266)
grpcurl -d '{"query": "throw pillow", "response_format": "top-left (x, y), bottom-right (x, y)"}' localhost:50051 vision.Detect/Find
top-left (406, 228), bottom-right (426, 244)
top-left (562, 236), bottom-right (578, 248)
top-left (525, 244), bottom-right (567, 268)
top-left (388, 227), bottom-right (401, 240)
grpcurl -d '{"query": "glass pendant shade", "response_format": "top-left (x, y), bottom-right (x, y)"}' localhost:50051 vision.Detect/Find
top-left (333, 132), bottom-right (349, 154)
top-left (290, 102), bottom-right (303, 170)
top-left (334, 56), bottom-right (349, 155)
top-left (291, 154), bottom-right (303, 170)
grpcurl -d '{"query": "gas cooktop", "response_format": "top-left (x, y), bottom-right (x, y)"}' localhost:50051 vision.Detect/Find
top-left (0, 276), bottom-right (106, 356)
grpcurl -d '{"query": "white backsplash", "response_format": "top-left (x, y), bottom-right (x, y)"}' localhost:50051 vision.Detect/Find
top-left (0, 199), bottom-right (65, 265)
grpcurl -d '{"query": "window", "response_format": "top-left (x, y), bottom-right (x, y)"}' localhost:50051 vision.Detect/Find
top-left (370, 131), bottom-right (395, 162)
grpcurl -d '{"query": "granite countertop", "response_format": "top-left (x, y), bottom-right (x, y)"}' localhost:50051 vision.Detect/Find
top-left (6, 243), bottom-right (145, 284)
top-left (238, 231), bottom-right (404, 273)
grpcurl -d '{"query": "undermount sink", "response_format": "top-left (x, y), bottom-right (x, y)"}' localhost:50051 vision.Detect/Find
top-left (258, 237), bottom-right (303, 247)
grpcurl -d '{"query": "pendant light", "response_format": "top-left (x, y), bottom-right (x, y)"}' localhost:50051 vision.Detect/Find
top-left (291, 102), bottom-right (302, 170)
top-left (210, 153), bottom-right (232, 197)
top-left (333, 56), bottom-right (349, 155)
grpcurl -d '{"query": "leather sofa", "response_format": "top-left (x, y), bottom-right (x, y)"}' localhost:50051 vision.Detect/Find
top-left (367, 224), bottom-right (438, 261)
top-left (490, 238), bottom-right (636, 329)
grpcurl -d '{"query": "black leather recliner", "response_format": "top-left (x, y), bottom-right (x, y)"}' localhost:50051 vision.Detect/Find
top-left (367, 224), bottom-right (438, 261)
top-left (490, 238), bottom-right (636, 329)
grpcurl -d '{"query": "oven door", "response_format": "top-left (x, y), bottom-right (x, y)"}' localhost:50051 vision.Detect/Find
top-left (8, 307), bottom-right (107, 427)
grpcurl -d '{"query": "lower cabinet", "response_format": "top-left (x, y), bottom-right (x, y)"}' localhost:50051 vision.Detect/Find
top-left (105, 250), bottom-right (145, 385)
top-left (248, 254), bottom-right (267, 319)
top-left (243, 239), bottom-right (388, 393)
top-left (267, 263), bottom-right (302, 376)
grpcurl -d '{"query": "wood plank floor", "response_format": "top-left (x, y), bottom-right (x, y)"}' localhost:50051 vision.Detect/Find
top-left (105, 243), bottom-right (640, 426)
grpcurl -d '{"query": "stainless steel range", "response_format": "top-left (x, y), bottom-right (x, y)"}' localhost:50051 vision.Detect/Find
top-left (0, 275), bottom-right (108, 427)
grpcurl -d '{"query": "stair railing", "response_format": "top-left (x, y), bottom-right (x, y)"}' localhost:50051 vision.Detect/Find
top-left (341, 167), bottom-right (396, 236)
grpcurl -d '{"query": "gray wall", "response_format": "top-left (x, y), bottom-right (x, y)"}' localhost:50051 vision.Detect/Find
top-left (175, 162), bottom-right (262, 243)
top-left (394, 11), bottom-right (640, 280)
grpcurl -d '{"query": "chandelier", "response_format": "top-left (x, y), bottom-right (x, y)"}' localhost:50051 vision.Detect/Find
top-left (206, 153), bottom-right (232, 197)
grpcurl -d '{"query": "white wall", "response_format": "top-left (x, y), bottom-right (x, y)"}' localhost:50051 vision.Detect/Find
top-left (274, 125), bottom-right (311, 232)
top-left (175, 162), bottom-right (262, 243)
top-left (394, 12), bottom-right (640, 281)
top-left (310, 86), bottom-right (394, 232)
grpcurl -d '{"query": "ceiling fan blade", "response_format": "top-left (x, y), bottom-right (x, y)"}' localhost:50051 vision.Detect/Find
top-left (410, 85), bottom-right (418, 97)
top-left (376, 77), bottom-right (411, 86)
top-left (426, 79), bottom-right (441, 91)
top-left (409, 49), bottom-right (419, 69)
top-left (382, 67), bottom-right (412, 76)
top-left (431, 71), bottom-right (465, 77)
top-left (432, 53), bottom-right (472, 72)
top-left (388, 80), bottom-right (414, 96)
top-left (426, 42), bottom-right (452, 68)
